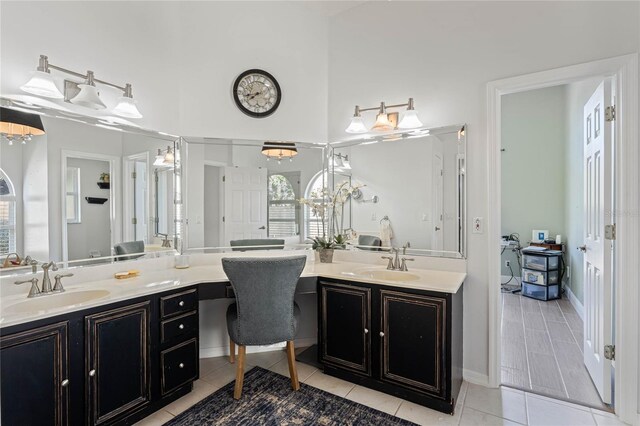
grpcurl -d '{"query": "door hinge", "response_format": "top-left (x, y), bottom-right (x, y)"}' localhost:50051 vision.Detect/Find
top-left (222, 175), bottom-right (226, 182)
top-left (132, 218), bottom-right (137, 225)
top-left (605, 105), bottom-right (615, 122)
top-left (604, 344), bottom-right (615, 360)
top-left (222, 216), bottom-right (225, 222)
top-left (604, 224), bottom-right (616, 240)
top-left (132, 171), bottom-right (137, 179)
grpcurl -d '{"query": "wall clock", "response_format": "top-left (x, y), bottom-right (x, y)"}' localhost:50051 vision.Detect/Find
top-left (232, 69), bottom-right (281, 118)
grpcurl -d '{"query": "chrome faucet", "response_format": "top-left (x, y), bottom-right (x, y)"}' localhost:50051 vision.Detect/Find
top-left (15, 277), bottom-right (41, 298)
top-left (158, 233), bottom-right (172, 248)
top-left (53, 273), bottom-right (74, 293)
top-left (399, 257), bottom-right (414, 271)
top-left (41, 261), bottom-right (59, 294)
top-left (382, 248), bottom-right (401, 270)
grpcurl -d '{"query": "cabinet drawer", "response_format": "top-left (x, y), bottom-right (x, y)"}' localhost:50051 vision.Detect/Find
top-left (161, 311), bottom-right (197, 344)
top-left (161, 289), bottom-right (198, 319)
top-left (161, 338), bottom-right (198, 395)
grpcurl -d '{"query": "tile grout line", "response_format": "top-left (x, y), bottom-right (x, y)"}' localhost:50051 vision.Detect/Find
top-left (540, 300), bottom-right (570, 398)
top-left (519, 295), bottom-right (534, 390)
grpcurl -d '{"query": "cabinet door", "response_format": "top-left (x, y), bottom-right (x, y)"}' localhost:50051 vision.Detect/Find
top-left (86, 301), bottom-right (151, 425)
top-left (1, 321), bottom-right (69, 426)
top-left (320, 281), bottom-right (371, 375)
top-left (380, 290), bottom-right (446, 398)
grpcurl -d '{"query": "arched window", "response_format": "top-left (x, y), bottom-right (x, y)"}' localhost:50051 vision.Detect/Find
top-left (0, 169), bottom-right (16, 255)
top-left (303, 170), bottom-right (328, 239)
top-left (268, 173), bottom-right (300, 239)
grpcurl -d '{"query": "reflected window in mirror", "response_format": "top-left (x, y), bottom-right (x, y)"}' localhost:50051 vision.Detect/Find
top-left (66, 166), bottom-right (81, 224)
top-left (303, 170), bottom-right (329, 239)
top-left (267, 172), bottom-right (300, 240)
top-left (0, 169), bottom-right (16, 256)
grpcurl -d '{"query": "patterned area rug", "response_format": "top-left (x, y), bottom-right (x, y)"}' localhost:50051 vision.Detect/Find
top-left (164, 367), bottom-right (417, 425)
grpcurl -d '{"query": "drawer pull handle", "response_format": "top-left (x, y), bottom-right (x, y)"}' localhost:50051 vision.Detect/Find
top-left (89, 369), bottom-right (96, 377)
top-left (379, 332), bottom-right (385, 337)
top-left (179, 324), bottom-right (185, 330)
top-left (179, 363), bottom-right (185, 369)
top-left (61, 379), bottom-right (69, 387)
top-left (364, 328), bottom-right (369, 334)
top-left (179, 301), bottom-right (185, 307)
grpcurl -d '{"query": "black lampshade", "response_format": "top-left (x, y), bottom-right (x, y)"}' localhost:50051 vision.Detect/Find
top-left (261, 141), bottom-right (298, 159)
top-left (0, 107), bottom-right (46, 137)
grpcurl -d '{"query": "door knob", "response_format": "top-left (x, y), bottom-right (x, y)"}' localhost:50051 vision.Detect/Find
top-left (435, 226), bottom-right (441, 231)
top-left (364, 328), bottom-right (369, 334)
top-left (61, 379), bottom-right (69, 387)
top-left (577, 245), bottom-right (587, 252)
top-left (258, 226), bottom-right (266, 230)
top-left (379, 332), bottom-right (385, 337)
top-left (89, 369), bottom-right (96, 377)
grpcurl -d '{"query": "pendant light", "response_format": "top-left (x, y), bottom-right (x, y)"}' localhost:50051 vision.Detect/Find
top-left (0, 107), bottom-right (46, 145)
top-left (261, 142), bottom-right (298, 163)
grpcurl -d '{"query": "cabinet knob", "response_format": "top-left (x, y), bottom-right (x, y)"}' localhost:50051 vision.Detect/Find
top-left (89, 369), bottom-right (96, 377)
top-left (179, 301), bottom-right (185, 307)
top-left (179, 363), bottom-right (185, 369)
top-left (364, 328), bottom-right (369, 334)
top-left (379, 332), bottom-right (385, 337)
top-left (179, 324), bottom-right (185, 330)
top-left (61, 379), bottom-right (69, 387)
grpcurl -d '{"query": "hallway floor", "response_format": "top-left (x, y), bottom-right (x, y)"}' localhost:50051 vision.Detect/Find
top-left (501, 292), bottom-right (608, 410)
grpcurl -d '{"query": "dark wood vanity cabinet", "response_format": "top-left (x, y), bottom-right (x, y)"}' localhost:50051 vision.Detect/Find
top-left (318, 278), bottom-right (463, 415)
top-left (0, 321), bottom-right (70, 426)
top-left (86, 302), bottom-right (151, 425)
top-left (0, 286), bottom-right (199, 425)
top-left (320, 281), bottom-right (371, 375)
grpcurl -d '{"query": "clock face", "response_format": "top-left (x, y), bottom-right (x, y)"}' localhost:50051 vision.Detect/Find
top-left (233, 69), bottom-right (281, 118)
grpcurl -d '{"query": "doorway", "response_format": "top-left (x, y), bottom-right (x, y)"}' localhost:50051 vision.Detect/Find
top-left (486, 54), bottom-right (639, 423)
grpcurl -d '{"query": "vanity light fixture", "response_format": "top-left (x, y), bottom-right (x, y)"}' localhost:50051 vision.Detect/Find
top-left (261, 142), bottom-right (298, 164)
top-left (330, 153), bottom-right (351, 172)
top-left (345, 98), bottom-right (423, 133)
top-left (0, 107), bottom-right (46, 145)
top-left (153, 146), bottom-right (174, 167)
top-left (20, 55), bottom-right (143, 118)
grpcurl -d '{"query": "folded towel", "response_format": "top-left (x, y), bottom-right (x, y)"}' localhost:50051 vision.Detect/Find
top-left (380, 221), bottom-right (393, 247)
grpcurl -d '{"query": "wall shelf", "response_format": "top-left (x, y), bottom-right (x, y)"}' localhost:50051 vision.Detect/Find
top-left (97, 182), bottom-right (110, 189)
top-left (85, 197), bottom-right (108, 205)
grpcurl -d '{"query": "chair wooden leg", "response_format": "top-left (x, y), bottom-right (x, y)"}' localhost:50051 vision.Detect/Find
top-left (233, 345), bottom-right (246, 400)
top-left (229, 339), bottom-right (236, 364)
top-left (286, 341), bottom-right (300, 391)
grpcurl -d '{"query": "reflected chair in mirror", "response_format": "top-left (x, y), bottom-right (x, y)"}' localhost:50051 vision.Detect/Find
top-left (222, 255), bottom-right (307, 399)
top-left (230, 239), bottom-right (285, 251)
top-left (113, 240), bottom-right (145, 261)
top-left (357, 234), bottom-right (382, 251)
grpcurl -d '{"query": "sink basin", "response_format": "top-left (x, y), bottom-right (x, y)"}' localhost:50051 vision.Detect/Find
top-left (351, 269), bottom-right (421, 282)
top-left (3, 289), bottom-right (111, 314)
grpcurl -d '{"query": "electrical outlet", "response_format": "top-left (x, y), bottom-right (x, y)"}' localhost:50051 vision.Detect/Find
top-left (472, 217), bottom-right (483, 234)
top-left (505, 260), bottom-right (510, 268)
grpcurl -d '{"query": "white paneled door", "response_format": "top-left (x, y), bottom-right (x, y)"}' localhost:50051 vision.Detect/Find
top-left (223, 167), bottom-right (268, 244)
top-left (582, 80), bottom-right (613, 404)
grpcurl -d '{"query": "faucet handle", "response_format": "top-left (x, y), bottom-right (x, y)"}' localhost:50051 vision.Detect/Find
top-left (15, 278), bottom-right (41, 298)
top-left (381, 256), bottom-right (394, 270)
top-left (400, 257), bottom-right (415, 271)
top-left (53, 273), bottom-right (73, 293)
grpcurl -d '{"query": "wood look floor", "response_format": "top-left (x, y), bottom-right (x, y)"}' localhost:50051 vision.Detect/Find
top-left (501, 292), bottom-right (608, 410)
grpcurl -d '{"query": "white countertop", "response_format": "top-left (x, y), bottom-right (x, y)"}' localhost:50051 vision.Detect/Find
top-left (0, 255), bottom-right (466, 329)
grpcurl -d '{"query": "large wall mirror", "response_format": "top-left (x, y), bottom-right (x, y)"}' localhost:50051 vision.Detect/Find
top-left (0, 98), bottom-right (178, 276)
top-left (328, 124), bottom-right (466, 258)
top-left (179, 137), bottom-right (326, 252)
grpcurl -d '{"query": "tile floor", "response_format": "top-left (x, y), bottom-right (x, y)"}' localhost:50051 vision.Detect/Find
top-left (135, 348), bottom-right (627, 426)
top-left (501, 292), bottom-right (606, 409)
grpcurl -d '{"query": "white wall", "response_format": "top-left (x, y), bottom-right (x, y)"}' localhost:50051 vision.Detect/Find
top-left (0, 142), bottom-right (24, 255)
top-left (500, 86), bottom-right (567, 277)
top-left (21, 137), bottom-right (49, 261)
top-left (66, 158), bottom-right (111, 260)
top-left (327, 1), bottom-right (639, 381)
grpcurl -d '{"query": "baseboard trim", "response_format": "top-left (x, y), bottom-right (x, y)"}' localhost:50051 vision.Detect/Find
top-left (294, 337), bottom-right (317, 348)
top-left (463, 369), bottom-right (491, 387)
top-left (565, 285), bottom-right (584, 320)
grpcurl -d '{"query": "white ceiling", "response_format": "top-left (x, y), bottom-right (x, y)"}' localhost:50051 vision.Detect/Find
top-left (301, 1), bottom-right (369, 17)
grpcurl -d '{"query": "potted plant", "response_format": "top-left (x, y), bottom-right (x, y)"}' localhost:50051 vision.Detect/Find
top-left (310, 236), bottom-right (336, 263)
top-left (333, 234), bottom-right (347, 249)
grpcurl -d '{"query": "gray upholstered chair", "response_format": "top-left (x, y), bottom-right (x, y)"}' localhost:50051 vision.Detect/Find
top-left (222, 255), bottom-right (306, 399)
top-left (358, 234), bottom-right (382, 251)
top-left (229, 239), bottom-right (285, 251)
top-left (113, 240), bottom-right (145, 261)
